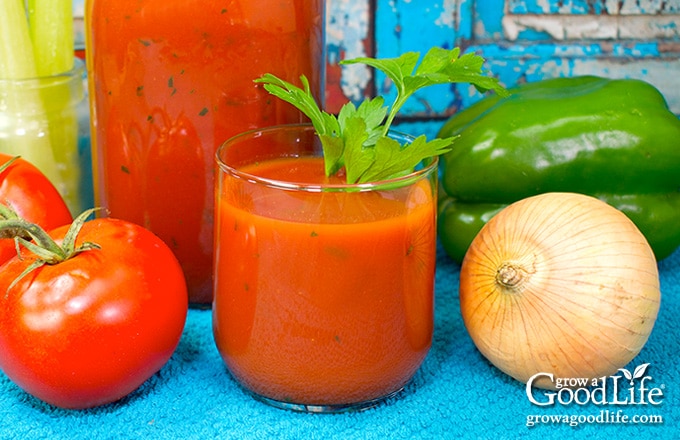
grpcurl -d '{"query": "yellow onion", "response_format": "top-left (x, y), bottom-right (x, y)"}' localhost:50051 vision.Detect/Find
top-left (459, 192), bottom-right (661, 389)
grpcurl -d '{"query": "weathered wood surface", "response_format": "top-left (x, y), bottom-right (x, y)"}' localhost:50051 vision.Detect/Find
top-left (326, 0), bottom-right (680, 137)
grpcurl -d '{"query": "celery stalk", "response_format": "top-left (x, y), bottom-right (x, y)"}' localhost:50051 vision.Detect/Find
top-left (28, 0), bottom-right (74, 76)
top-left (0, 0), bottom-right (62, 188)
top-left (0, 0), bottom-right (82, 215)
top-left (29, 0), bottom-right (81, 214)
top-left (0, 0), bottom-right (38, 78)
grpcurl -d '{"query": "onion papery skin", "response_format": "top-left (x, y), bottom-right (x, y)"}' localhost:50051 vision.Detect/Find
top-left (459, 192), bottom-right (661, 390)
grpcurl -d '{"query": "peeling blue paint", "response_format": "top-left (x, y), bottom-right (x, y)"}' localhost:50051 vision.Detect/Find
top-left (363, 0), bottom-right (680, 127)
top-left (326, 0), bottom-right (372, 103)
top-left (507, 0), bottom-right (680, 15)
top-left (612, 42), bottom-right (661, 57)
top-left (508, 0), bottom-right (610, 15)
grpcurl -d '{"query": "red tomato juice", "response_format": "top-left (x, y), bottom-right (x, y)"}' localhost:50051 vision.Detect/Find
top-left (213, 157), bottom-right (436, 406)
top-left (85, 1), bottom-right (324, 304)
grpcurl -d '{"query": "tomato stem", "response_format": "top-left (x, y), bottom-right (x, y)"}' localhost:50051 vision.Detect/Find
top-left (0, 156), bottom-right (20, 174)
top-left (0, 217), bottom-right (66, 259)
top-left (0, 206), bottom-right (102, 292)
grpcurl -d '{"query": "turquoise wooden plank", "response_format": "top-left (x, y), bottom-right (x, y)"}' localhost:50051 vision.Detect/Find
top-left (375, 0), bottom-right (458, 55)
top-left (457, 0), bottom-right (475, 40)
top-left (374, 0), bottom-right (459, 118)
top-left (472, 0), bottom-right (505, 39)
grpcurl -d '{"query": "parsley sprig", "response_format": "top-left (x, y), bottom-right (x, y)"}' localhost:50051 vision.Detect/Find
top-left (255, 47), bottom-right (507, 184)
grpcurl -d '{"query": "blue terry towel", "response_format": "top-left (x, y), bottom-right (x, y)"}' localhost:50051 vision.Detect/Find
top-left (1, 244), bottom-right (678, 440)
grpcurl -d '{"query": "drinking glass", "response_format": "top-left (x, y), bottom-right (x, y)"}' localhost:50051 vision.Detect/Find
top-left (213, 124), bottom-right (437, 412)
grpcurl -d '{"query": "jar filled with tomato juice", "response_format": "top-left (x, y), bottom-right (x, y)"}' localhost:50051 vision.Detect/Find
top-left (85, 1), bottom-right (325, 305)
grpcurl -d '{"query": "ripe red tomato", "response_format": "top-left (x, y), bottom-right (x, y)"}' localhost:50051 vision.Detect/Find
top-left (0, 154), bottom-right (73, 264)
top-left (0, 217), bottom-right (188, 409)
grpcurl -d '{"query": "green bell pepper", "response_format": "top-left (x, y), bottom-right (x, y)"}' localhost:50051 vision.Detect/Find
top-left (437, 76), bottom-right (680, 263)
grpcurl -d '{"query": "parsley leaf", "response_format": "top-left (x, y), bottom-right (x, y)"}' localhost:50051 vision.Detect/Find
top-left (255, 47), bottom-right (507, 183)
top-left (360, 136), bottom-right (453, 183)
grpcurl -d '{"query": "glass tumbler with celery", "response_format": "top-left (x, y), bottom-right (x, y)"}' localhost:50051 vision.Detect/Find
top-left (213, 48), bottom-right (507, 412)
top-left (0, 0), bottom-right (90, 215)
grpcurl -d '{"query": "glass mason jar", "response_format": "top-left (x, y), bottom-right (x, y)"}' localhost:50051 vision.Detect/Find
top-left (0, 59), bottom-right (92, 215)
top-left (85, 0), bottom-right (325, 305)
top-left (213, 124), bottom-right (437, 412)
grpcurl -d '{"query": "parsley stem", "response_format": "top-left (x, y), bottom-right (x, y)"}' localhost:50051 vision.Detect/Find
top-left (381, 94), bottom-right (409, 138)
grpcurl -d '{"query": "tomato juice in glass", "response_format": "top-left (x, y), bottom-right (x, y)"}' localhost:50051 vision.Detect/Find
top-left (85, 0), bottom-right (324, 305)
top-left (213, 124), bottom-right (437, 412)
